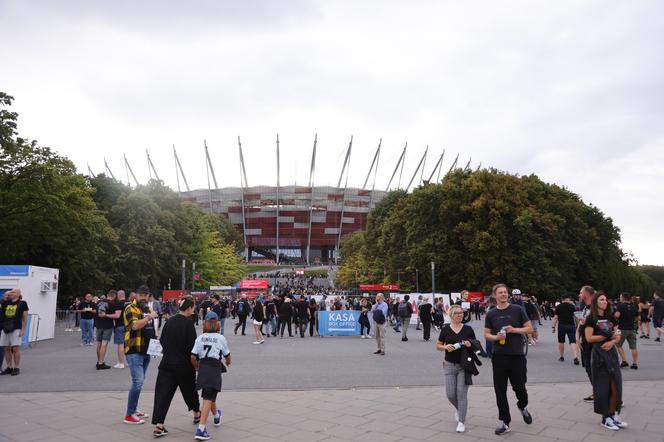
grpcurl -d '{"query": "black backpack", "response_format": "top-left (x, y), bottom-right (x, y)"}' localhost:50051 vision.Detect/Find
top-left (373, 308), bottom-right (386, 324)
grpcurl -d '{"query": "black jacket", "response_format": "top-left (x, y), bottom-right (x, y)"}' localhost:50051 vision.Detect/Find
top-left (459, 339), bottom-right (485, 385)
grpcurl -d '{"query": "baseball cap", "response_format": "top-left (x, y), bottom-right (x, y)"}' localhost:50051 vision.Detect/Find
top-left (511, 289), bottom-right (521, 295)
top-left (204, 311), bottom-right (219, 321)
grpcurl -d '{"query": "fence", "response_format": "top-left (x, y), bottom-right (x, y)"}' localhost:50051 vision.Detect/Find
top-left (55, 309), bottom-right (78, 331)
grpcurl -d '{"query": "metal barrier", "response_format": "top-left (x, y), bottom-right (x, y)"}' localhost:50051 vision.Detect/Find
top-left (21, 313), bottom-right (40, 348)
top-left (55, 309), bottom-right (77, 331)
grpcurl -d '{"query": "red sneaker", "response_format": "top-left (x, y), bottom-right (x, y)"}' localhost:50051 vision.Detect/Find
top-left (123, 414), bottom-right (145, 425)
top-left (135, 410), bottom-right (150, 418)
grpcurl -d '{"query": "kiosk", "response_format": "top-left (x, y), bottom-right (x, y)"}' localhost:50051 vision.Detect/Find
top-left (0, 265), bottom-right (59, 343)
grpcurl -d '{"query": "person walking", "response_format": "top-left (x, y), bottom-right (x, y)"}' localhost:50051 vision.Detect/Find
top-left (295, 295), bottom-right (310, 338)
top-left (252, 298), bottom-right (265, 344)
top-left (122, 285), bottom-right (158, 425)
top-left (95, 290), bottom-right (116, 370)
top-left (637, 297), bottom-right (651, 339)
top-left (191, 311), bottom-right (232, 441)
top-left (370, 293), bottom-right (389, 355)
top-left (614, 293), bottom-right (639, 370)
top-left (651, 291), bottom-right (664, 341)
top-left (584, 292), bottom-right (627, 431)
top-left (151, 296), bottom-right (201, 437)
top-left (398, 295), bottom-right (414, 341)
top-left (278, 297), bottom-right (293, 338)
top-left (484, 283), bottom-right (533, 435)
top-left (233, 295), bottom-right (249, 336)
top-left (552, 294), bottom-right (579, 364)
top-left (437, 304), bottom-right (476, 433)
top-left (419, 297), bottom-right (433, 341)
top-left (308, 298), bottom-right (318, 337)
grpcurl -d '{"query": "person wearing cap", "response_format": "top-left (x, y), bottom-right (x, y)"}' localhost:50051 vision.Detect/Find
top-left (151, 296), bottom-right (201, 437)
top-left (191, 311), bottom-right (232, 441)
top-left (122, 285), bottom-right (158, 425)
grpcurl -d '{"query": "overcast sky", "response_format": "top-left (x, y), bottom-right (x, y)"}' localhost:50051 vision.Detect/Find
top-left (1, 0), bottom-right (662, 265)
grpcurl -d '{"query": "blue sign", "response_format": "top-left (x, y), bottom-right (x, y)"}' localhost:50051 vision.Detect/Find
top-left (0, 265), bottom-right (29, 277)
top-left (317, 311), bottom-right (361, 336)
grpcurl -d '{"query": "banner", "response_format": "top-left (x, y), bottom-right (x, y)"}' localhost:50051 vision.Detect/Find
top-left (0, 265), bottom-right (29, 277)
top-left (359, 284), bottom-right (400, 291)
top-left (317, 310), bottom-right (361, 336)
top-left (295, 268), bottom-right (305, 276)
top-left (162, 290), bottom-right (187, 301)
top-left (240, 279), bottom-right (269, 289)
top-left (467, 292), bottom-right (485, 303)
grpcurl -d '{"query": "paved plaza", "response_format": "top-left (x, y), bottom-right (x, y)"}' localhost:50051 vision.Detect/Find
top-left (1, 318), bottom-right (663, 441)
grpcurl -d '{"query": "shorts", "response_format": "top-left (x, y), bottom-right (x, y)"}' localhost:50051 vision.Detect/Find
top-left (653, 317), bottom-right (662, 329)
top-left (201, 388), bottom-right (218, 402)
top-left (618, 330), bottom-right (637, 350)
top-left (96, 327), bottom-right (113, 342)
top-left (0, 329), bottom-right (21, 347)
top-left (253, 319), bottom-right (262, 326)
top-left (557, 324), bottom-right (576, 344)
top-left (113, 326), bottom-right (125, 345)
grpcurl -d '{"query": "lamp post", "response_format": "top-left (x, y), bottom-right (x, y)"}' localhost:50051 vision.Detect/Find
top-left (192, 262), bottom-right (196, 290)
top-left (431, 261), bottom-right (435, 295)
top-left (181, 259), bottom-right (186, 290)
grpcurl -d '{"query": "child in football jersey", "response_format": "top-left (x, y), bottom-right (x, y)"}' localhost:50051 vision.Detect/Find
top-left (191, 312), bottom-right (231, 441)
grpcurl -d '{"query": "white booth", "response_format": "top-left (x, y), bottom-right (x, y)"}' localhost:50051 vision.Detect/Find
top-left (0, 265), bottom-right (59, 343)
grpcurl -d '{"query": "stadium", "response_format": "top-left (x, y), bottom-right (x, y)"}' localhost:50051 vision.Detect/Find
top-left (101, 137), bottom-right (461, 265)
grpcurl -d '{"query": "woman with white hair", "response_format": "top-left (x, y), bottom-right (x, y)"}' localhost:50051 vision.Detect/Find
top-left (436, 304), bottom-right (476, 433)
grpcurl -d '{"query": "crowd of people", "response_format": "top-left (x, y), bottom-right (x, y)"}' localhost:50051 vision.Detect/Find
top-left (4, 279), bottom-right (664, 439)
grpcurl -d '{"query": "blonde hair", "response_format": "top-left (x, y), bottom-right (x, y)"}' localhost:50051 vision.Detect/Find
top-left (448, 304), bottom-right (464, 318)
top-left (203, 320), bottom-right (220, 333)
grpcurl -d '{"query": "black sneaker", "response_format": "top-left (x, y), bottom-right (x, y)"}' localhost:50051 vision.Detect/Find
top-left (573, 358), bottom-right (580, 365)
top-left (11, 368), bottom-right (20, 376)
top-left (630, 364), bottom-right (638, 370)
top-left (655, 337), bottom-right (661, 342)
top-left (620, 361), bottom-right (629, 368)
top-left (520, 407), bottom-right (533, 424)
top-left (373, 350), bottom-right (381, 354)
top-left (98, 363), bottom-right (111, 370)
top-left (0, 368), bottom-right (13, 375)
top-left (495, 422), bottom-right (510, 435)
top-left (153, 425), bottom-right (169, 437)
top-left (584, 394), bottom-right (594, 403)
top-left (559, 356), bottom-right (565, 362)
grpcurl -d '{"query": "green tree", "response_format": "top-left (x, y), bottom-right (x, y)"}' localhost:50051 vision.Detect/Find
top-left (0, 93), bottom-right (117, 298)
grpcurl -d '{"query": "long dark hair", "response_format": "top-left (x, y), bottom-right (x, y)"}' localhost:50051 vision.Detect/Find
top-left (590, 291), bottom-right (612, 321)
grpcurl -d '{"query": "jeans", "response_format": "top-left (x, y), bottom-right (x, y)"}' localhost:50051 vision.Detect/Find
top-left (444, 361), bottom-right (469, 423)
top-left (126, 353), bottom-right (151, 416)
top-left (220, 317), bottom-right (226, 335)
top-left (80, 319), bottom-right (94, 344)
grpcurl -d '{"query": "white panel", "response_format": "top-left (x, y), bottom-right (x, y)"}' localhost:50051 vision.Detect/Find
top-left (245, 229), bottom-right (262, 235)
top-left (278, 216), bottom-right (294, 223)
top-left (324, 228), bottom-right (340, 234)
top-left (342, 217), bottom-right (354, 224)
top-left (294, 223), bottom-right (309, 229)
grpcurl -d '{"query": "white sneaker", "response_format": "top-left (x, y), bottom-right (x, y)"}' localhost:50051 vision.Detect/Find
top-left (612, 414), bottom-right (628, 428)
top-left (601, 416), bottom-right (619, 431)
top-left (113, 363), bottom-right (125, 369)
top-left (456, 422), bottom-right (465, 433)
top-left (252, 341), bottom-right (261, 345)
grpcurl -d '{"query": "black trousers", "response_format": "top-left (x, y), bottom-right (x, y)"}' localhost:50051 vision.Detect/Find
top-left (580, 342), bottom-right (593, 384)
top-left (360, 322), bottom-right (371, 335)
top-left (309, 316), bottom-right (317, 336)
top-left (491, 354), bottom-right (528, 424)
top-left (421, 318), bottom-right (432, 340)
top-left (280, 318), bottom-right (292, 336)
top-left (234, 314), bottom-right (247, 335)
top-left (152, 366), bottom-right (200, 425)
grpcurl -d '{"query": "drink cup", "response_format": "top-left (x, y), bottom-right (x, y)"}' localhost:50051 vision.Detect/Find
top-left (499, 326), bottom-right (507, 345)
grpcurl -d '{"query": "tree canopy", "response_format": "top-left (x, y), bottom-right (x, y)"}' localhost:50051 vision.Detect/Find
top-left (0, 92), bottom-right (246, 302)
top-left (337, 169), bottom-right (657, 299)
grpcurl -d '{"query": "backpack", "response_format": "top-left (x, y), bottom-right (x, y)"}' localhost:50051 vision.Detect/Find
top-left (398, 303), bottom-right (408, 318)
top-left (372, 308), bottom-right (386, 324)
top-left (237, 301), bottom-right (246, 314)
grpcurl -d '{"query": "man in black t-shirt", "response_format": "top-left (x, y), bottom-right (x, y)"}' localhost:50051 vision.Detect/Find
top-left (79, 293), bottom-right (96, 346)
top-left (95, 290), bottom-right (117, 370)
top-left (484, 283), bottom-right (533, 435)
top-left (615, 293), bottom-right (638, 369)
top-left (552, 295), bottom-right (579, 364)
top-left (0, 289), bottom-right (29, 376)
top-left (650, 291), bottom-right (664, 342)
